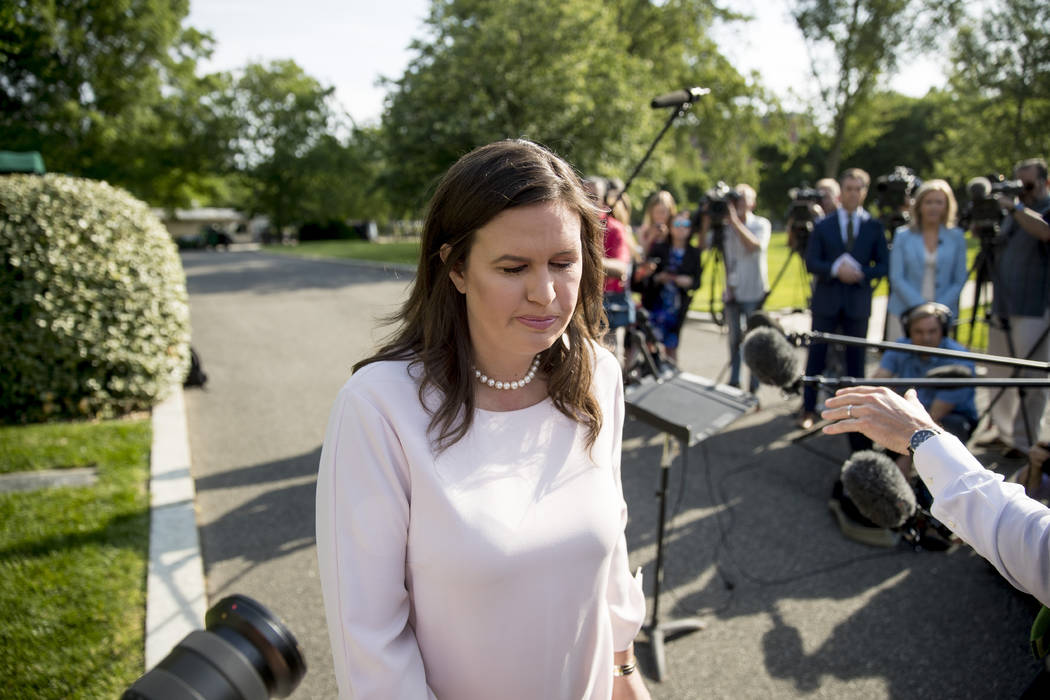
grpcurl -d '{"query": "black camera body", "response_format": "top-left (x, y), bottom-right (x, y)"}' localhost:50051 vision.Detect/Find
top-left (786, 185), bottom-right (824, 253)
top-left (123, 595), bottom-right (306, 700)
top-left (694, 180), bottom-right (739, 249)
top-left (960, 173), bottom-right (1024, 241)
top-left (875, 166), bottom-right (921, 233)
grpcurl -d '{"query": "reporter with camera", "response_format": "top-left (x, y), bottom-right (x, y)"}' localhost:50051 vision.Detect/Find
top-left (799, 168), bottom-right (889, 433)
top-left (700, 183), bottom-right (771, 391)
top-left (785, 178), bottom-right (839, 253)
top-left (984, 157), bottom-right (1050, 456)
top-left (821, 385), bottom-right (1050, 608)
top-left (886, 180), bottom-right (968, 342)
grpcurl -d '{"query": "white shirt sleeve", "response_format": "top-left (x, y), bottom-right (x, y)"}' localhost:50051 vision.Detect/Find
top-left (603, 367), bottom-right (647, 651)
top-left (316, 382), bottom-right (437, 699)
top-left (914, 433), bottom-right (1050, 606)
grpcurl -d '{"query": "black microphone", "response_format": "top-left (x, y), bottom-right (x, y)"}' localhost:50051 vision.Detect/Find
top-left (745, 309), bottom-right (786, 336)
top-left (741, 327), bottom-right (802, 393)
top-left (650, 86), bottom-right (711, 109)
top-left (841, 450), bottom-right (917, 529)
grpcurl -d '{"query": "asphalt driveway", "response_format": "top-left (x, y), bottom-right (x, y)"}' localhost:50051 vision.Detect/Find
top-left (182, 249), bottom-right (1043, 699)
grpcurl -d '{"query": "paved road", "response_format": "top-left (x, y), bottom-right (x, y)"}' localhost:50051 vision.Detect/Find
top-left (183, 249), bottom-right (1043, 699)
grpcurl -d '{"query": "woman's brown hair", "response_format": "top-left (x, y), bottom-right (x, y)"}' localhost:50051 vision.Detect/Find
top-left (354, 139), bottom-right (607, 451)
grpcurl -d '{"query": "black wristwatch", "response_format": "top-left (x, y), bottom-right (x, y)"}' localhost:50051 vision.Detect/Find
top-left (908, 428), bottom-right (942, 456)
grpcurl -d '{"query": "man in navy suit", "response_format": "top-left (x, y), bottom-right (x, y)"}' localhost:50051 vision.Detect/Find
top-left (799, 168), bottom-right (889, 431)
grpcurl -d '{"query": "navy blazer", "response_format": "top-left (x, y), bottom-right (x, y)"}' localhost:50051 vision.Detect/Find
top-left (805, 211), bottom-right (888, 320)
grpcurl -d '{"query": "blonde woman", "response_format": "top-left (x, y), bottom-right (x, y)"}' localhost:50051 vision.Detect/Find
top-left (638, 190), bottom-right (676, 256)
top-left (887, 179), bottom-right (967, 340)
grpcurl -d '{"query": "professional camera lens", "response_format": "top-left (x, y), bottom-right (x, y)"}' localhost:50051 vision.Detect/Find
top-left (122, 595), bottom-right (306, 700)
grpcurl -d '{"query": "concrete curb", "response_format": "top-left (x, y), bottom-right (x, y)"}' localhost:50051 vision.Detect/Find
top-left (145, 384), bottom-right (206, 669)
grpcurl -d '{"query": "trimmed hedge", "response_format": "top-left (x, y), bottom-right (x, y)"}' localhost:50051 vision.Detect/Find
top-left (0, 174), bottom-right (190, 423)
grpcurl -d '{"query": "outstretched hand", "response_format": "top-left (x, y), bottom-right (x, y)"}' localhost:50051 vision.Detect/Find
top-left (821, 386), bottom-right (939, 454)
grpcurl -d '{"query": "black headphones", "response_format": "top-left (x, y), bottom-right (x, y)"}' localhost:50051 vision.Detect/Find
top-left (901, 301), bottom-right (952, 337)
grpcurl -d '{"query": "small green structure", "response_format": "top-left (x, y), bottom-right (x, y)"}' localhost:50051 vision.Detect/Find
top-left (0, 151), bottom-right (46, 175)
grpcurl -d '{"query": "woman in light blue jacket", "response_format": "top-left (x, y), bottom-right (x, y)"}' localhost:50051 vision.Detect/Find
top-left (888, 179), bottom-right (968, 340)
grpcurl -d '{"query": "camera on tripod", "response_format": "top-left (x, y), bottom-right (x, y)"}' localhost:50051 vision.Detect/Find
top-left (960, 173), bottom-right (1025, 240)
top-left (786, 185), bottom-right (824, 253)
top-left (694, 180), bottom-right (739, 249)
top-left (874, 166), bottom-right (921, 232)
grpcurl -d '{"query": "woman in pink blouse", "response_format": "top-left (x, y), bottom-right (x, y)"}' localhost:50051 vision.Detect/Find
top-left (316, 139), bottom-right (649, 699)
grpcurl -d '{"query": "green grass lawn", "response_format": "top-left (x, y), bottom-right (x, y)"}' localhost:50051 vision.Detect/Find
top-left (265, 238), bottom-right (422, 265)
top-left (0, 418), bottom-right (151, 699)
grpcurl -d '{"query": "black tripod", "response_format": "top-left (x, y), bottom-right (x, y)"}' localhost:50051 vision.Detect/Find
top-left (702, 226), bottom-right (726, 327)
top-left (964, 228), bottom-right (1039, 448)
top-left (761, 242), bottom-right (810, 312)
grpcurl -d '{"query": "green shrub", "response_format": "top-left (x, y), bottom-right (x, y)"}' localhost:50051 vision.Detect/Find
top-left (0, 174), bottom-right (190, 423)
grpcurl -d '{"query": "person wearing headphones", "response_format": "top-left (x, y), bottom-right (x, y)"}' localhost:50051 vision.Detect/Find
top-left (873, 301), bottom-right (978, 448)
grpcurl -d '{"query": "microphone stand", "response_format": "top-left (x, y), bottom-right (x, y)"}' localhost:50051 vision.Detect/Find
top-left (793, 331), bottom-right (1050, 373)
top-left (609, 100), bottom-right (694, 213)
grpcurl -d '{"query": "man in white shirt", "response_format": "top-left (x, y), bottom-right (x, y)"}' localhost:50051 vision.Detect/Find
top-left (720, 183), bottom-right (771, 391)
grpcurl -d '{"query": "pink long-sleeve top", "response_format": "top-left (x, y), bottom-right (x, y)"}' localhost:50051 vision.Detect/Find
top-left (315, 345), bottom-right (646, 699)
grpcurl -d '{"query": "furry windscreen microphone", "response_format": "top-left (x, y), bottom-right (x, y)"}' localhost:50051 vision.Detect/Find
top-left (745, 310), bottom-right (786, 336)
top-left (741, 327), bottom-right (799, 390)
top-left (925, 363), bottom-right (973, 379)
top-left (841, 450), bottom-right (917, 529)
top-left (967, 176), bottom-right (992, 200)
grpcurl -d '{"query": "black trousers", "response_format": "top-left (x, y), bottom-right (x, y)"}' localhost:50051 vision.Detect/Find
top-left (804, 310), bottom-right (871, 451)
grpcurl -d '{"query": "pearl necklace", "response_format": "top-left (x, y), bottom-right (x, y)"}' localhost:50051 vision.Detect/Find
top-left (474, 355), bottom-right (541, 391)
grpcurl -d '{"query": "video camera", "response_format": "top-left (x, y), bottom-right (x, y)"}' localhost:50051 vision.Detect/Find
top-left (959, 173), bottom-right (1024, 241)
top-left (786, 185), bottom-right (824, 253)
top-left (874, 166), bottom-right (921, 233)
top-left (694, 181), bottom-right (740, 250)
top-left (123, 594), bottom-right (306, 700)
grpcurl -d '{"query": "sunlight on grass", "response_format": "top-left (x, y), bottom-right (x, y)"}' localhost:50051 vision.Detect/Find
top-left (0, 418), bottom-right (151, 698)
top-left (265, 239), bottom-right (422, 266)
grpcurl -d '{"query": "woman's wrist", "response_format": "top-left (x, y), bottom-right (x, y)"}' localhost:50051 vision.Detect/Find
top-left (613, 643), bottom-right (636, 676)
top-left (613, 656), bottom-right (637, 677)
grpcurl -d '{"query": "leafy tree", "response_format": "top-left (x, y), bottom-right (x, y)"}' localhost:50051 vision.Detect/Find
top-left (378, 0), bottom-right (770, 216)
top-left (229, 60), bottom-right (336, 233)
top-left (936, 0), bottom-right (1050, 182)
top-left (845, 90), bottom-right (949, 179)
top-left (0, 0), bottom-right (239, 207)
top-left (789, 0), bottom-right (956, 177)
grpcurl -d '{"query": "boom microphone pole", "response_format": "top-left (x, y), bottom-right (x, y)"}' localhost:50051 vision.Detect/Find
top-left (802, 375), bottom-right (1050, 390)
top-left (782, 329), bottom-right (1050, 373)
top-left (742, 327), bottom-right (1050, 395)
top-left (608, 87), bottom-right (711, 212)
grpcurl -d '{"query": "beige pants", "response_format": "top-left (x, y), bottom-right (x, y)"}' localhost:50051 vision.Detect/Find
top-left (985, 310), bottom-right (1050, 450)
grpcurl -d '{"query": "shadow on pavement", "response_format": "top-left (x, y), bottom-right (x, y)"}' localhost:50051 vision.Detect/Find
top-left (194, 447), bottom-right (320, 577)
top-left (620, 406), bottom-right (1044, 698)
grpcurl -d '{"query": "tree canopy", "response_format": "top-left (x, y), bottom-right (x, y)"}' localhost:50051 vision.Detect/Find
top-left (2, 0), bottom-right (1047, 226)
top-left (378, 0), bottom-right (776, 216)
